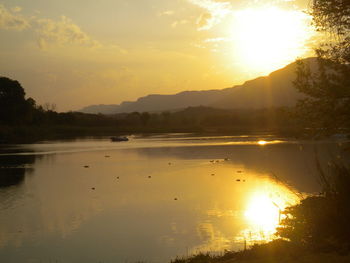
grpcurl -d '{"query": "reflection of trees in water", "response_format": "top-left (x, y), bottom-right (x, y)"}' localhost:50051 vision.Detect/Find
top-left (0, 154), bottom-right (37, 188)
top-left (0, 167), bottom-right (26, 188)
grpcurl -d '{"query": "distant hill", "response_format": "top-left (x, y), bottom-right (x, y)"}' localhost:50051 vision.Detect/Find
top-left (79, 58), bottom-right (317, 114)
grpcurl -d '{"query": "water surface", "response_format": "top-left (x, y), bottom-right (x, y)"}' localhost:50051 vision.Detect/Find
top-left (0, 134), bottom-right (347, 263)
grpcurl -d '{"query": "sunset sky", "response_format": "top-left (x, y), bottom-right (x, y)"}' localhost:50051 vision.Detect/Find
top-left (0, 0), bottom-right (315, 111)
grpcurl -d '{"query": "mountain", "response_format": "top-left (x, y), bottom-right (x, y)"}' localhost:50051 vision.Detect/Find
top-left (79, 58), bottom-right (317, 114)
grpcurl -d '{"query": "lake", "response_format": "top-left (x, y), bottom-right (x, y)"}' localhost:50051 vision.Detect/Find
top-left (0, 134), bottom-right (348, 263)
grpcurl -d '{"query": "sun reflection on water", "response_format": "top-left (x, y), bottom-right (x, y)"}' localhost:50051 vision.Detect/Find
top-left (257, 140), bottom-right (268, 145)
top-left (239, 180), bottom-right (300, 245)
top-left (245, 194), bottom-right (280, 231)
top-left (191, 171), bottom-right (302, 254)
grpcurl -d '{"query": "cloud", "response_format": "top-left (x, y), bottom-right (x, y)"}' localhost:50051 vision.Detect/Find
top-left (0, 4), bottom-right (106, 49)
top-left (159, 10), bottom-right (175, 16)
top-left (187, 0), bottom-right (232, 30)
top-left (0, 4), bottom-right (102, 50)
top-left (171, 19), bottom-right (189, 28)
top-left (196, 12), bottom-right (213, 29)
top-left (0, 4), bottom-right (29, 31)
top-left (11, 6), bottom-right (22, 13)
top-left (204, 37), bottom-right (227, 42)
top-left (35, 16), bottom-right (100, 49)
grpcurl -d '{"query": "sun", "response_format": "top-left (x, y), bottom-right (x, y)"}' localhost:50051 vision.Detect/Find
top-left (230, 7), bottom-right (313, 74)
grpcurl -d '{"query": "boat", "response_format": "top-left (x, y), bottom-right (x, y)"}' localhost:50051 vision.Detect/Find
top-left (110, 136), bottom-right (129, 142)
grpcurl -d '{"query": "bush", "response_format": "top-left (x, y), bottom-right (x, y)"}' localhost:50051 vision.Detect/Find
top-left (277, 161), bottom-right (350, 253)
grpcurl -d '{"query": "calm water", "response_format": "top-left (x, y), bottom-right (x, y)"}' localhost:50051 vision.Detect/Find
top-left (0, 134), bottom-right (348, 263)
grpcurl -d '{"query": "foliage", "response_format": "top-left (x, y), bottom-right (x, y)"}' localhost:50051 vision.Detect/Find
top-left (294, 0), bottom-right (350, 134)
top-left (277, 161), bottom-right (350, 252)
top-left (172, 160), bottom-right (350, 263)
top-left (0, 76), bottom-right (303, 143)
top-left (171, 240), bottom-right (350, 263)
top-left (0, 76), bottom-right (300, 143)
top-left (0, 77), bottom-right (36, 125)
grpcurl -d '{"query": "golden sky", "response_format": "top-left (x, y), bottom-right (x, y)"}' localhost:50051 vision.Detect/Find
top-left (0, 0), bottom-right (315, 111)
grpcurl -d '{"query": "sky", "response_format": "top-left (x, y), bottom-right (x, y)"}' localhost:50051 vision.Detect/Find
top-left (0, 0), bottom-right (315, 111)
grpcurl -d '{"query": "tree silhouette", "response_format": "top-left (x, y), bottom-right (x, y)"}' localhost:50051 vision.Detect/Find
top-left (0, 77), bottom-right (37, 125)
top-left (277, 162), bottom-right (350, 252)
top-left (294, 0), bottom-right (350, 134)
top-left (0, 77), bottom-right (27, 124)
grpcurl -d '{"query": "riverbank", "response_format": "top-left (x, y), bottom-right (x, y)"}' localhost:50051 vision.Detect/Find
top-left (172, 240), bottom-right (350, 263)
top-left (173, 160), bottom-right (350, 263)
top-left (0, 124), bottom-right (309, 144)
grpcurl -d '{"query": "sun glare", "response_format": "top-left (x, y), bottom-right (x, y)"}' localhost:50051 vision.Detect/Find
top-left (258, 140), bottom-right (267, 145)
top-left (240, 183), bottom-right (300, 244)
top-left (231, 7), bottom-right (313, 74)
top-left (245, 194), bottom-right (280, 232)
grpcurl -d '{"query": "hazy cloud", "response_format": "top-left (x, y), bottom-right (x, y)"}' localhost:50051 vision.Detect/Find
top-left (171, 19), bottom-right (189, 28)
top-left (35, 16), bottom-right (100, 49)
top-left (204, 37), bottom-right (227, 42)
top-left (11, 6), bottom-right (22, 13)
top-left (159, 10), bottom-right (175, 16)
top-left (0, 4), bottom-right (102, 50)
top-left (196, 12), bottom-right (213, 29)
top-left (0, 4), bottom-right (29, 31)
top-left (187, 0), bottom-right (232, 30)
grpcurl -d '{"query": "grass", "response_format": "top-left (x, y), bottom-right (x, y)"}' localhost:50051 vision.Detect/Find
top-left (171, 240), bottom-right (350, 263)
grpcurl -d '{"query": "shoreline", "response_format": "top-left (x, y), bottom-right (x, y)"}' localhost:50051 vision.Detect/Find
top-left (171, 239), bottom-right (350, 263)
top-left (0, 124), bottom-right (318, 144)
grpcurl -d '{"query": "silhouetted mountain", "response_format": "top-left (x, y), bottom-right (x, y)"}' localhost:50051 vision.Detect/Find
top-left (79, 58), bottom-right (317, 114)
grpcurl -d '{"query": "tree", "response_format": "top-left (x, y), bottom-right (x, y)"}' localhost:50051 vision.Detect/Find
top-left (0, 77), bottom-right (30, 125)
top-left (277, 161), bottom-right (350, 252)
top-left (140, 112), bottom-right (150, 126)
top-left (294, 0), bottom-right (350, 135)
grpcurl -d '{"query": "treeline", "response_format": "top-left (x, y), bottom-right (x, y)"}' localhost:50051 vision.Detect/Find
top-left (108, 106), bottom-right (296, 134)
top-left (0, 76), bottom-right (301, 142)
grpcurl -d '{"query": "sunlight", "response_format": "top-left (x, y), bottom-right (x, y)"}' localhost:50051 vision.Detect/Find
top-left (258, 140), bottom-right (267, 145)
top-left (230, 7), bottom-right (313, 74)
top-left (239, 181), bottom-right (300, 244)
top-left (244, 193), bottom-right (280, 232)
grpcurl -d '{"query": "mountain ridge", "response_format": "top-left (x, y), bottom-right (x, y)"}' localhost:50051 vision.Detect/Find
top-left (79, 58), bottom-right (316, 114)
